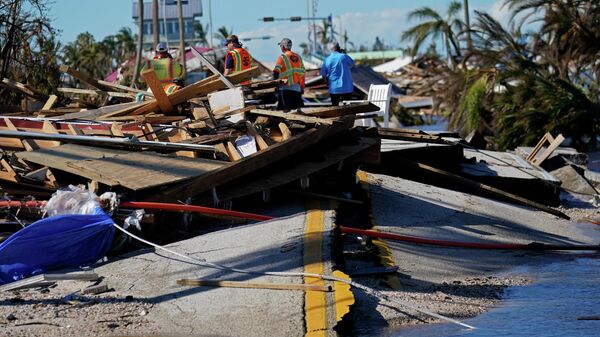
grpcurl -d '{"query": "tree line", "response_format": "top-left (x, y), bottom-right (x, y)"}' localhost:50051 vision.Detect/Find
top-left (402, 0), bottom-right (600, 150)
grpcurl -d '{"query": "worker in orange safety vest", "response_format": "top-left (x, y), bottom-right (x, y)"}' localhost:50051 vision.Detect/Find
top-left (273, 37), bottom-right (305, 110)
top-left (224, 35), bottom-right (253, 84)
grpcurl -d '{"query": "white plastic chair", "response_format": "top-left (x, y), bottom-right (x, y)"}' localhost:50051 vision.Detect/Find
top-left (345, 83), bottom-right (392, 128)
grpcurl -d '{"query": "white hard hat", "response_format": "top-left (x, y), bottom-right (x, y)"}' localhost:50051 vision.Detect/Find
top-left (156, 42), bottom-right (168, 53)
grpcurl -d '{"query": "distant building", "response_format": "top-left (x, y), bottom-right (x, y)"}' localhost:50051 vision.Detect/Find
top-left (132, 0), bottom-right (203, 48)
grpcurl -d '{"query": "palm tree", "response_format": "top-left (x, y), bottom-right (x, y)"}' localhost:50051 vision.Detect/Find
top-left (177, 0), bottom-right (186, 80)
top-left (214, 26), bottom-right (232, 44)
top-left (152, 0), bottom-right (159, 47)
top-left (132, 0), bottom-right (144, 87)
top-left (194, 21), bottom-right (209, 46)
top-left (402, 1), bottom-right (464, 62)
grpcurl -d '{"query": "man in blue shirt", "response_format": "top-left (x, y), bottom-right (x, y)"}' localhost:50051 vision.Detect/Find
top-left (320, 41), bottom-right (354, 106)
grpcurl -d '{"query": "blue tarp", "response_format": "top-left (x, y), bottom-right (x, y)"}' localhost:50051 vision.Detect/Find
top-left (0, 208), bottom-right (115, 285)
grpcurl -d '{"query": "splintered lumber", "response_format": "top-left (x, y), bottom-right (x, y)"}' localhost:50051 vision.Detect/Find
top-left (59, 64), bottom-right (115, 92)
top-left (147, 117), bottom-right (354, 203)
top-left (301, 102), bottom-right (380, 118)
top-left (132, 66), bottom-right (260, 116)
top-left (176, 279), bottom-right (331, 292)
top-left (375, 128), bottom-right (447, 144)
top-left (396, 157), bottom-right (570, 220)
top-left (249, 109), bottom-right (334, 125)
top-left (0, 130), bottom-right (215, 152)
top-left (195, 136), bottom-right (380, 204)
top-left (18, 144), bottom-right (226, 190)
top-left (141, 69), bottom-right (174, 113)
top-left (41, 95), bottom-right (58, 111)
top-left (245, 121), bottom-right (268, 150)
top-left (278, 123), bottom-right (292, 140)
top-left (1, 78), bottom-right (49, 102)
top-left (57, 101), bottom-right (147, 120)
top-left (57, 88), bottom-right (135, 99)
top-left (97, 80), bottom-right (154, 96)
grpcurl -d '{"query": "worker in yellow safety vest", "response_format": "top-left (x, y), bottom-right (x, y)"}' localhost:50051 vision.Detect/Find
top-left (142, 42), bottom-right (183, 88)
top-left (273, 38), bottom-right (305, 110)
top-left (224, 35), bottom-right (253, 84)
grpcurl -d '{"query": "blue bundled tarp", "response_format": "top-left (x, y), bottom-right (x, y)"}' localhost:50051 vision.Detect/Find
top-left (0, 208), bottom-right (115, 285)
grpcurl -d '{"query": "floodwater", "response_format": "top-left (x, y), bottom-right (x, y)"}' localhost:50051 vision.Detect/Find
top-left (385, 256), bottom-right (600, 337)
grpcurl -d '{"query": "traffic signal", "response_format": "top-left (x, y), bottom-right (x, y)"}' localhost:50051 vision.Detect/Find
top-left (263, 17), bottom-right (274, 22)
top-left (290, 16), bottom-right (302, 22)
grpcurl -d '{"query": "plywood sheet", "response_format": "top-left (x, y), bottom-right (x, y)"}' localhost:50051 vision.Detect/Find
top-left (66, 152), bottom-right (226, 190)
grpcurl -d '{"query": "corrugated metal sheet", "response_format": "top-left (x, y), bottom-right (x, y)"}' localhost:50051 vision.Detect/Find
top-left (132, 0), bottom-right (202, 20)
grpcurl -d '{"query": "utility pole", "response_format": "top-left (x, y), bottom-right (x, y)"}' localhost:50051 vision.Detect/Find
top-left (177, 0), bottom-right (186, 80)
top-left (463, 0), bottom-right (472, 50)
top-left (152, 0), bottom-right (159, 47)
top-left (132, 0), bottom-right (144, 87)
top-left (209, 0), bottom-right (214, 48)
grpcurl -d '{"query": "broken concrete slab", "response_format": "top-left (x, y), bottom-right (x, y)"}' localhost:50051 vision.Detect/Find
top-left (551, 165), bottom-right (598, 196)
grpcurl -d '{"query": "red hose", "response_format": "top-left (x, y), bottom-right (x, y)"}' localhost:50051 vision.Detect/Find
top-left (0, 200), bottom-right (274, 222)
top-left (119, 201), bottom-right (275, 222)
top-left (340, 226), bottom-right (600, 251)
top-left (0, 201), bottom-right (46, 208)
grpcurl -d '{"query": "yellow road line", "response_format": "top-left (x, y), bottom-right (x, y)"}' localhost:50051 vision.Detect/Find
top-left (304, 199), bottom-right (327, 337)
top-left (356, 170), bottom-right (402, 289)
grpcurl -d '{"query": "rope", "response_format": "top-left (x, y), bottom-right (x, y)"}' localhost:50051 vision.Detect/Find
top-left (111, 223), bottom-right (476, 329)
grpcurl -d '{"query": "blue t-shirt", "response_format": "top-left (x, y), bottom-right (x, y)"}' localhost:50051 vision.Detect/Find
top-left (320, 51), bottom-right (354, 94)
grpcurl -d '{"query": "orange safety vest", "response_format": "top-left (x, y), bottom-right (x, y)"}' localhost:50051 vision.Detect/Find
top-left (274, 51), bottom-right (305, 90)
top-left (163, 83), bottom-right (182, 95)
top-left (225, 48), bottom-right (253, 73)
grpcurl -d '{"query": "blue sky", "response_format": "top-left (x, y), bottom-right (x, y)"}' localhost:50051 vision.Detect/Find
top-left (49, 0), bottom-right (510, 61)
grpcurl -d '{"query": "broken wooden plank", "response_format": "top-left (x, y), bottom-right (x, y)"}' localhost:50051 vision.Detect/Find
top-left (249, 109), bottom-right (334, 125)
top-left (301, 102), bottom-right (380, 118)
top-left (97, 80), bottom-right (154, 96)
top-left (59, 64), bottom-right (114, 92)
top-left (176, 279), bottom-right (331, 292)
top-left (0, 78), bottom-right (49, 102)
top-left (278, 123), bottom-right (292, 140)
top-left (57, 101), bottom-right (147, 120)
top-left (65, 152), bottom-right (226, 190)
top-left (0, 130), bottom-right (215, 153)
top-left (57, 87), bottom-right (135, 99)
top-left (245, 121), bottom-right (268, 150)
top-left (395, 157), bottom-right (570, 220)
top-left (132, 67), bottom-right (260, 116)
top-left (141, 69), bottom-right (174, 114)
top-left (41, 95), bottom-right (58, 111)
top-left (194, 136), bottom-right (380, 205)
top-left (226, 141), bottom-right (242, 161)
top-left (148, 118), bottom-right (354, 202)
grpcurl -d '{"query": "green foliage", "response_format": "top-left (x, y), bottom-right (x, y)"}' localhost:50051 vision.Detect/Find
top-left (0, 0), bottom-right (61, 106)
top-left (430, 1), bottom-right (600, 151)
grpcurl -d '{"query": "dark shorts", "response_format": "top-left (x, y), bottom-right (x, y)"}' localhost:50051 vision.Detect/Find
top-left (277, 89), bottom-right (304, 110)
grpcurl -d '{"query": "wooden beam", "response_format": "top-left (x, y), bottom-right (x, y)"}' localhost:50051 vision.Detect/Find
top-left (176, 279), bottom-right (331, 292)
top-left (279, 123), bottom-right (292, 141)
top-left (1, 78), bottom-right (48, 102)
top-left (250, 109), bottom-right (334, 125)
top-left (395, 157), bottom-right (570, 220)
top-left (41, 95), bottom-right (58, 111)
top-left (59, 64), bottom-right (114, 92)
top-left (97, 80), bottom-right (154, 96)
top-left (245, 121), bottom-right (268, 150)
top-left (226, 141), bottom-right (242, 161)
top-left (301, 102), bottom-right (380, 118)
top-left (140, 69), bottom-right (174, 114)
top-left (145, 118), bottom-right (354, 202)
top-left (132, 67), bottom-right (260, 116)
